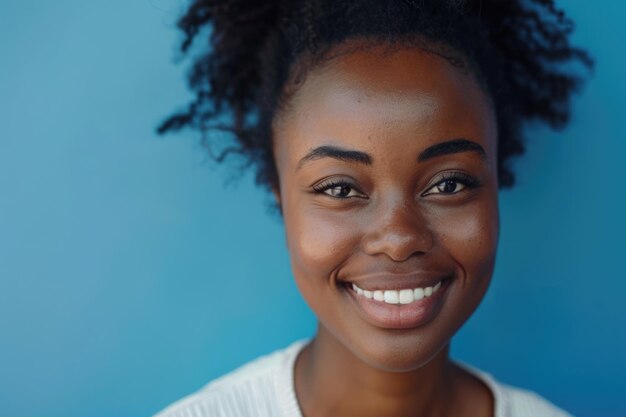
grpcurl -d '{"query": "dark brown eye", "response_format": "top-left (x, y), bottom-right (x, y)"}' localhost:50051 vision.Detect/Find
top-left (313, 179), bottom-right (365, 199)
top-left (436, 179), bottom-right (463, 194)
top-left (327, 185), bottom-right (353, 198)
top-left (424, 175), bottom-right (475, 196)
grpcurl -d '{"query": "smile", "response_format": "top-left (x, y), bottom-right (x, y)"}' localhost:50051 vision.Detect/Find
top-left (344, 277), bottom-right (451, 330)
top-left (351, 281), bottom-right (443, 305)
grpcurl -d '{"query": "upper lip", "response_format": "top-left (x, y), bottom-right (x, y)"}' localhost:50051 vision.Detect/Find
top-left (341, 272), bottom-right (451, 291)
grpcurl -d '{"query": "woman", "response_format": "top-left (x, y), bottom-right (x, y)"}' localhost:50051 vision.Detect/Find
top-left (154, 1), bottom-right (591, 416)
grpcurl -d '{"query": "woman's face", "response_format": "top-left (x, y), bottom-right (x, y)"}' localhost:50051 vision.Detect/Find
top-left (273, 43), bottom-right (499, 371)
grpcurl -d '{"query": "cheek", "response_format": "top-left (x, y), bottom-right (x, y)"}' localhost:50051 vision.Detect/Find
top-left (284, 206), bottom-right (361, 283)
top-left (433, 197), bottom-right (499, 287)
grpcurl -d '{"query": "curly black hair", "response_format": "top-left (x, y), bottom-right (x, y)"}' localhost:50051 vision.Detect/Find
top-left (158, 0), bottom-right (592, 191)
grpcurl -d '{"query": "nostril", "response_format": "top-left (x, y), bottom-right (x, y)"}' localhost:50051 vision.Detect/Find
top-left (361, 228), bottom-right (434, 262)
top-left (358, 199), bottom-right (435, 261)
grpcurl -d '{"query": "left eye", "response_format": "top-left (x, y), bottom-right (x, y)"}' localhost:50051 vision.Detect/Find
top-left (324, 184), bottom-right (360, 198)
top-left (429, 179), bottom-right (466, 194)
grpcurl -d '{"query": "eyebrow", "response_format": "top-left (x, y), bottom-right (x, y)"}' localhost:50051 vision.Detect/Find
top-left (296, 138), bottom-right (486, 170)
top-left (297, 145), bottom-right (372, 170)
top-left (417, 138), bottom-right (486, 162)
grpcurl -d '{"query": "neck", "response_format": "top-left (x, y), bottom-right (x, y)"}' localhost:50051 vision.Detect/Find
top-left (294, 325), bottom-right (461, 417)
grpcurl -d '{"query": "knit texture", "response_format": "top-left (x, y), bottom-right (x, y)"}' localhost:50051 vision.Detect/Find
top-left (153, 340), bottom-right (573, 417)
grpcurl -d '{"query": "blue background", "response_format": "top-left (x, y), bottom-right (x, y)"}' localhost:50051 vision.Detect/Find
top-left (1, 1), bottom-right (624, 416)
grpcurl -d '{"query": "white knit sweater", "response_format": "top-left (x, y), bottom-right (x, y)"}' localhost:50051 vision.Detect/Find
top-left (153, 340), bottom-right (573, 417)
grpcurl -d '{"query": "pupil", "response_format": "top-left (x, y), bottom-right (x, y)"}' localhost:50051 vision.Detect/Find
top-left (334, 186), bottom-right (350, 197)
top-left (443, 180), bottom-right (457, 193)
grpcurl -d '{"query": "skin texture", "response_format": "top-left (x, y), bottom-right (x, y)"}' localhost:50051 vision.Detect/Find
top-left (272, 42), bottom-right (499, 417)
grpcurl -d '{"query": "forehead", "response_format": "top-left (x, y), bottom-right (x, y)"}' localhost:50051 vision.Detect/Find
top-left (273, 43), bottom-right (497, 167)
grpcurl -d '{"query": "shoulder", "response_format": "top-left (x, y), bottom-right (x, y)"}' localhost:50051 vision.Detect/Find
top-left (152, 340), bottom-right (307, 417)
top-left (497, 382), bottom-right (574, 417)
top-left (456, 361), bottom-right (574, 417)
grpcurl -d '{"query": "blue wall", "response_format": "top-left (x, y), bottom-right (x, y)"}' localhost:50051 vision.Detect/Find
top-left (0, 1), bottom-right (624, 416)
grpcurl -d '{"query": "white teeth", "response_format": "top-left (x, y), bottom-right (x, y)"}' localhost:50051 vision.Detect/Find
top-left (351, 281), bottom-right (443, 305)
top-left (383, 290), bottom-right (399, 304)
top-left (414, 287), bottom-right (424, 300)
top-left (399, 289), bottom-right (414, 304)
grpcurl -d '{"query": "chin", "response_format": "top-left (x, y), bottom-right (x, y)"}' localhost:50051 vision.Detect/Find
top-left (334, 323), bottom-right (456, 373)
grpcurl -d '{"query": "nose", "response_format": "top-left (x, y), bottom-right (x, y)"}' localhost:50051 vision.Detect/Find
top-left (361, 197), bottom-right (434, 262)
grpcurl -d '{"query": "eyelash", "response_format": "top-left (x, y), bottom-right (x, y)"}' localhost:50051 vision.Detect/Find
top-left (312, 172), bottom-right (482, 199)
top-left (421, 172), bottom-right (482, 196)
top-left (312, 179), bottom-right (365, 199)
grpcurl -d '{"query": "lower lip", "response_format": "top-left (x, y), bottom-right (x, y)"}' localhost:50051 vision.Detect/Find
top-left (344, 280), bottom-right (450, 330)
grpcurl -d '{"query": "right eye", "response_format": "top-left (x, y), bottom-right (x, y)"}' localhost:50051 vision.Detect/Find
top-left (312, 180), bottom-right (365, 199)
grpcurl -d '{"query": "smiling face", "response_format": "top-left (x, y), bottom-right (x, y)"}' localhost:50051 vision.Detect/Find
top-left (273, 42), bottom-right (499, 372)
